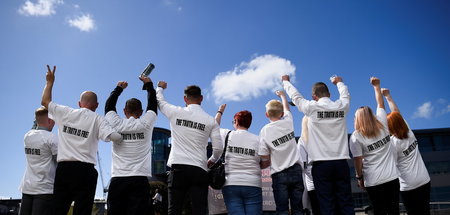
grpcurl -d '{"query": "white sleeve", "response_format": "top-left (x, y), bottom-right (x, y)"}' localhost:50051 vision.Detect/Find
top-left (297, 139), bottom-right (308, 164)
top-left (98, 116), bottom-right (117, 142)
top-left (376, 107), bottom-right (388, 128)
top-left (282, 81), bottom-right (312, 115)
top-left (258, 130), bottom-right (270, 156)
top-left (219, 128), bottom-right (231, 143)
top-left (156, 87), bottom-right (182, 119)
top-left (209, 122), bottom-right (224, 162)
top-left (105, 111), bottom-right (123, 130)
top-left (349, 133), bottom-right (364, 157)
top-left (140, 110), bottom-right (157, 129)
top-left (337, 82), bottom-right (350, 110)
top-left (48, 102), bottom-right (72, 124)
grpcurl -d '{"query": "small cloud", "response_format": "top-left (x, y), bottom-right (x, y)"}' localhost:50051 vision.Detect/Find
top-left (18, 0), bottom-right (63, 16)
top-left (211, 54), bottom-right (296, 104)
top-left (67, 14), bottom-right (95, 32)
top-left (413, 102), bottom-right (433, 119)
top-left (177, 7), bottom-right (182, 11)
top-left (73, 4), bottom-right (80, 9)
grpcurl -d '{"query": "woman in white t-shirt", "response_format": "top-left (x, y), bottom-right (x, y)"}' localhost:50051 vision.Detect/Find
top-left (349, 77), bottom-right (400, 215)
top-left (297, 116), bottom-right (321, 215)
top-left (382, 88), bottom-right (431, 215)
top-left (215, 105), bottom-right (265, 215)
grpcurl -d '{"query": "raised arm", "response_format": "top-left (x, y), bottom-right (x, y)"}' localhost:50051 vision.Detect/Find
top-left (331, 76), bottom-right (350, 104)
top-left (140, 76), bottom-right (157, 115)
top-left (156, 81), bottom-right (180, 118)
top-left (276, 90), bottom-right (290, 112)
top-left (370, 77), bottom-right (385, 109)
top-left (215, 104), bottom-right (227, 125)
top-left (281, 75), bottom-right (310, 113)
top-left (382, 88), bottom-right (400, 113)
top-left (105, 81), bottom-right (127, 114)
top-left (41, 65), bottom-right (56, 109)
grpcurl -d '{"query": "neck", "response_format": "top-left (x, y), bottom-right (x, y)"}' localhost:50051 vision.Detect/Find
top-left (235, 126), bottom-right (248, 130)
top-left (36, 125), bottom-right (51, 132)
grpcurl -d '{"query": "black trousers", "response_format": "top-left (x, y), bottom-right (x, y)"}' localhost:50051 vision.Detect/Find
top-left (168, 164), bottom-right (209, 215)
top-left (53, 161), bottom-right (98, 215)
top-left (107, 176), bottom-right (151, 215)
top-left (312, 159), bottom-right (354, 215)
top-left (308, 190), bottom-right (321, 215)
top-left (366, 179), bottom-right (400, 215)
top-left (19, 193), bottom-right (54, 215)
top-left (401, 181), bottom-right (431, 215)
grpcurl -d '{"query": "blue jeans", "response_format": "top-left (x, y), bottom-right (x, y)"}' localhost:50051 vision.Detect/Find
top-left (271, 163), bottom-right (304, 215)
top-left (222, 185), bottom-right (262, 215)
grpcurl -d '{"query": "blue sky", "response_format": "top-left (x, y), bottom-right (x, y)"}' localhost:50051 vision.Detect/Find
top-left (1, 0), bottom-right (449, 199)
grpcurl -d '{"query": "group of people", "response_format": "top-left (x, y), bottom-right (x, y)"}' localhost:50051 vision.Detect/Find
top-left (18, 64), bottom-right (430, 215)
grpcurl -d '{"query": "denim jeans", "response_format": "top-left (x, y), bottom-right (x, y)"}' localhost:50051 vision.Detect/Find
top-left (222, 185), bottom-right (262, 215)
top-left (271, 163), bottom-right (304, 215)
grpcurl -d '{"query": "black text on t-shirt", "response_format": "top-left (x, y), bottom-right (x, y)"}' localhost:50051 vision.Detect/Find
top-left (317, 111), bottom-right (345, 119)
top-left (175, 119), bottom-right (206, 131)
top-left (272, 131), bottom-right (295, 147)
top-left (367, 135), bottom-right (390, 152)
top-left (62, 125), bottom-right (90, 138)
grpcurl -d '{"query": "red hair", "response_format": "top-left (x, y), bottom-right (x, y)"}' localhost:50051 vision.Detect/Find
top-left (387, 111), bottom-right (409, 139)
top-left (234, 110), bottom-right (252, 129)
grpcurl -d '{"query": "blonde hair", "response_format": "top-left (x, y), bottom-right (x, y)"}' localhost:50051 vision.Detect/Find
top-left (265, 100), bottom-right (283, 118)
top-left (354, 106), bottom-right (384, 138)
top-left (301, 116), bottom-right (309, 143)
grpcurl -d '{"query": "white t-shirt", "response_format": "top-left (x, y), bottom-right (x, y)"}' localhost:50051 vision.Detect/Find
top-left (156, 87), bottom-right (223, 171)
top-left (297, 139), bottom-right (314, 191)
top-left (392, 124), bottom-right (430, 191)
top-left (48, 102), bottom-right (115, 164)
top-left (105, 110), bottom-right (157, 177)
top-left (349, 108), bottom-right (399, 187)
top-left (220, 129), bottom-right (262, 187)
top-left (259, 111), bottom-right (300, 175)
top-left (19, 129), bottom-right (58, 195)
top-left (283, 81), bottom-right (350, 162)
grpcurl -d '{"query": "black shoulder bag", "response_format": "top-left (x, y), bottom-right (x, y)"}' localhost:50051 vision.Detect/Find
top-left (208, 130), bottom-right (232, 190)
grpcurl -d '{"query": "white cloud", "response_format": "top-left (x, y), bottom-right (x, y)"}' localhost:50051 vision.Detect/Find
top-left (18, 0), bottom-right (63, 16)
top-left (413, 102), bottom-right (433, 119)
top-left (67, 14), bottom-right (95, 32)
top-left (211, 54), bottom-right (296, 104)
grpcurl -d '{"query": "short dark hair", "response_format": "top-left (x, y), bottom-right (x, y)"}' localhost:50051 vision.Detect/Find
top-left (35, 107), bottom-right (48, 123)
top-left (184, 85), bottom-right (202, 100)
top-left (312, 82), bottom-right (330, 98)
top-left (125, 98), bottom-right (143, 115)
top-left (234, 110), bottom-right (252, 129)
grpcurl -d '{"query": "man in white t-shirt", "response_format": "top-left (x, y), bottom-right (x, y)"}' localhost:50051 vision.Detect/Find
top-left (282, 74), bottom-right (354, 215)
top-left (156, 81), bottom-right (223, 215)
top-left (41, 65), bottom-right (122, 215)
top-left (259, 90), bottom-right (304, 215)
top-left (19, 107), bottom-right (57, 215)
top-left (104, 76), bottom-right (157, 215)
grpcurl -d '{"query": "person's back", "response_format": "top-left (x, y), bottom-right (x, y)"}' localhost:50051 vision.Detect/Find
top-left (104, 78), bottom-right (157, 215)
top-left (21, 129), bottom-right (58, 194)
top-left (19, 107), bottom-right (57, 215)
top-left (223, 129), bottom-right (261, 186)
top-left (41, 65), bottom-right (121, 215)
top-left (259, 90), bottom-right (303, 215)
top-left (282, 74), bottom-right (353, 215)
top-left (156, 82), bottom-right (222, 215)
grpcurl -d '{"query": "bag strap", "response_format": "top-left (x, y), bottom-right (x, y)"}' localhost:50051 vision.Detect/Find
top-left (219, 130), bottom-right (232, 162)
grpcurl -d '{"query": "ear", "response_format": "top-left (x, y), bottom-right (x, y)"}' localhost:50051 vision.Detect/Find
top-left (94, 102), bottom-right (99, 110)
top-left (312, 95), bottom-right (318, 101)
top-left (280, 112), bottom-right (284, 118)
top-left (78, 101), bottom-right (82, 108)
top-left (199, 95), bottom-right (203, 103)
top-left (265, 112), bottom-right (269, 118)
top-left (184, 96), bottom-right (188, 104)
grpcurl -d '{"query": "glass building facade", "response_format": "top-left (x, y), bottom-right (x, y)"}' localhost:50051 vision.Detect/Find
top-left (151, 127), bottom-right (171, 175)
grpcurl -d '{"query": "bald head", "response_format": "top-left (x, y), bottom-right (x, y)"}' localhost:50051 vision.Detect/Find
top-left (79, 91), bottom-right (99, 111)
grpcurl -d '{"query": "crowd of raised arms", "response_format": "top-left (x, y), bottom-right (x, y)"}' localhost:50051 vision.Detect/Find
top-left (19, 65), bottom-right (430, 215)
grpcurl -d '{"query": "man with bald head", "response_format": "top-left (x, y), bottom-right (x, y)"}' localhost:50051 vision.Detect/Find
top-left (41, 65), bottom-right (122, 215)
